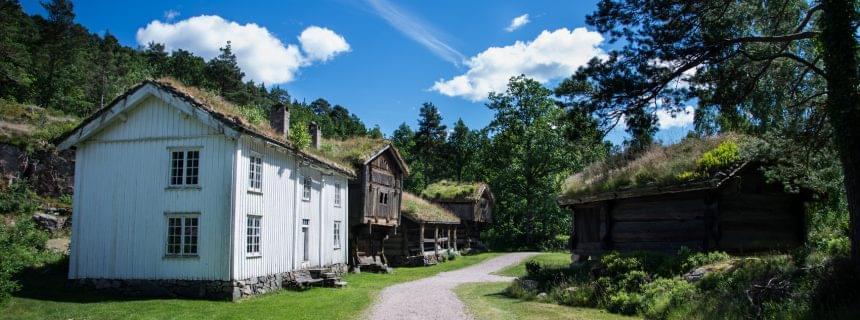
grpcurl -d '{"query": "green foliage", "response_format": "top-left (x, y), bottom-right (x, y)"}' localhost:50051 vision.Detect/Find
top-left (679, 249), bottom-right (731, 272)
top-left (0, 181), bottom-right (39, 215)
top-left (289, 122), bottom-right (311, 149)
top-left (639, 278), bottom-right (696, 319)
top-left (0, 218), bottom-right (50, 304)
top-left (420, 180), bottom-right (479, 200)
top-left (697, 141), bottom-right (740, 173)
top-left (236, 105), bottom-right (267, 126)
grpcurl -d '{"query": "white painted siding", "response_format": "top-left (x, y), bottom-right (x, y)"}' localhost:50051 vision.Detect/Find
top-left (68, 96), bottom-right (234, 280)
top-left (231, 136), bottom-right (350, 279)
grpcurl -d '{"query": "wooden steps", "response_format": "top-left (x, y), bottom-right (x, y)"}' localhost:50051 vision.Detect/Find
top-left (287, 268), bottom-right (347, 290)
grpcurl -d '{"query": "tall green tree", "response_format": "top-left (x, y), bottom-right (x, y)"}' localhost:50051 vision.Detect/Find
top-left (205, 41), bottom-right (244, 101)
top-left (168, 49), bottom-right (207, 87)
top-left (560, 0), bottom-right (860, 264)
top-left (485, 75), bottom-right (596, 246)
top-left (391, 122), bottom-right (426, 192)
top-left (414, 102), bottom-right (448, 182)
top-left (447, 119), bottom-right (482, 182)
top-left (0, 0), bottom-right (35, 101)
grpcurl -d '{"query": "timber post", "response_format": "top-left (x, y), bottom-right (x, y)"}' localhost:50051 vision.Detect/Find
top-left (419, 223), bottom-right (425, 256)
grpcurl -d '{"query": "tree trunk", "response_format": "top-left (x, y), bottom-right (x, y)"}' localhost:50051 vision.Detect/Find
top-left (821, 0), bottom-right (860, 264)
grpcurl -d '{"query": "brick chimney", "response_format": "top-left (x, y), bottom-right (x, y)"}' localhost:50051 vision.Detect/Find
top-left (308, 121), bottom-right (321, 149)
top-left (270, 103), bottom-right (290, 140)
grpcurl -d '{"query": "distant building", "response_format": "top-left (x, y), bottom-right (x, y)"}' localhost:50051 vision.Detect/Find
top-left (57, 79), bottom-right (352, 300)
top-left (557, 135), bottom-right (807, 262)
top-left (387, 192), bottom-right (460, 266)
top-left (421, 181), bottom-right (494, 251)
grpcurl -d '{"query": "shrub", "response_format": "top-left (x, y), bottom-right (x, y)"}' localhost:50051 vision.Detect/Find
top-left (525, 260), bottom-right (542, 277)
top-left (0, 181), bottom-right (39, 215)
top-left (289, 122), bottom-right (311, 149)
top-left (0, 218), bottom-right (50, 303)
top-left (697, 140), bottom-right (740, 172)
top-left (681, 251), bottom-right (731, 272)
top-left (606, 291), bottom-right (645, 315)
top-left (640, 278), bottom-right (697, 319)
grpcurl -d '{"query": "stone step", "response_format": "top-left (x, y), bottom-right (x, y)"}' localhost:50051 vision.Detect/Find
top-left (332, 281), bottom-right (348, 288)
top-left (321, 272), bottom-right (338, 279)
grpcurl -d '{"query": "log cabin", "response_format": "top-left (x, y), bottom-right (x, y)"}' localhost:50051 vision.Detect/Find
top-left (387, 192), bottom-right (460, 266)
top-left (558, 135), bottom-right (807, 262)
top-left (421, 181), bottom-right (494, 251)
top-left (56, 79), bottom-right (353, 300)
top-left (307, 137), bottom-right (409, 271)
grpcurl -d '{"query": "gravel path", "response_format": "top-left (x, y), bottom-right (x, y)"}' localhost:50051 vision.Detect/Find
top-left (367, 252), bottom-right (539, 320)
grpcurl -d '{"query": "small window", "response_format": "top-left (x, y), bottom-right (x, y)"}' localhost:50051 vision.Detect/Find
top-left (334, 183), bottom-right (342, 207)
top-left (333, 221), bottom-right (341, 249)
top-left (378, 192), bottom-right (388, 205)
top-left (246, 215), bottom-right (261, 256)
top-left (169, 149), bottom-right (200, 186)
top-left (248, 154), bottom-right (263, 192)
top-left (166, 214), bottom-right (199, 256)
top-left (303, 177), bottom-right (312, 201)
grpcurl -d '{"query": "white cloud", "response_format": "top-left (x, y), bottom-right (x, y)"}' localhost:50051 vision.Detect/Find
top-left (505, 14), bottom-right (530, 32)
top-left (656, 105), bottom-right (695, 129)
top-left (299, 26), bottom-right (351, 62)
top-left (136, 15), bottom-right (349, 84)
top-left (164, 10), bottom-right (180, 21)
top-left (367, 0), bottom-right (465, 65)
top-left (431, 27), bottom-right (604, 101)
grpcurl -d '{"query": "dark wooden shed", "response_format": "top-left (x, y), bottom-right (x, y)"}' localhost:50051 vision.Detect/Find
top-left (559, 162), bottom-right (806, 261)
top-left (422, 181), bottom-right (494, 250)
top-left (312, 137), bottom-right (410, 271)
top-left (386, 192), bottom-right (460, 266)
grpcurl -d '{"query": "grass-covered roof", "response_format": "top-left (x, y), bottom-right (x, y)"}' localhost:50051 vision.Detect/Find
top-left (420, 180), bottom-right (490, 202)
top-left (560, 133), bottom-right (759, 202)
top-left (401, 192), bottom-right (460, 224)
top-left (307, 136), bottom-right (390, 170)
top-left (58, 78), bottom-right (355, 177)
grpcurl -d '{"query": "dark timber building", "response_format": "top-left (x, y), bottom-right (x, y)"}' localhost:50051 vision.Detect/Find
top-left (422, 181), bottom-right (494, 251)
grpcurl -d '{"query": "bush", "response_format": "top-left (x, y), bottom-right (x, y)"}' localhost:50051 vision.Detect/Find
top-left (680, 250), bottom-right (731, 272)
top-left (0, 218), bottom-right (50, 303)
top-left (0, 181), bottom-right (39, 215)
top-left (697, 140), bottom-right (740, 172)
top-left (606, 291), bottom-right (645, 315)
top-left (640, 278), bottom-right (697, 319)
top-left (525, 260), bottom-right (542, 277)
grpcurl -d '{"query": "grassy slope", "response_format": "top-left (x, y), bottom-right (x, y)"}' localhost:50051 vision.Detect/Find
top-left (456, 282), bottom-right (637, 320)
top-left (494, 252), bottom-right (570, 277)
top-left (1, 253), bottom-right (501, 320)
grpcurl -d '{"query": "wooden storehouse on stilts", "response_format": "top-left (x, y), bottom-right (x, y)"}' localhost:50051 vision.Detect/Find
top-left (387, 193), bottom-right (460, 266)
top-left (421, 181), bottom-right (494, 251)
top-left (558, 134), bottom-right (807, 262)
top-left (309, 137), bottom-right (409, 272)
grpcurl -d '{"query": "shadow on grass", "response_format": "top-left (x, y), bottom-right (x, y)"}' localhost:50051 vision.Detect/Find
top-left (12, 255), bottom-right (222, 303)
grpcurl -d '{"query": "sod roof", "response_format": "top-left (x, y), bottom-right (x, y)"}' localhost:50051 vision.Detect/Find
top-left (420, 180), bottom-right (491, 202)
top-left (401, 192), bottom-right (460, 224)
top-left (57, 78), bottom-right (355, 177)
top-left (306, 136), bottom-right (409, 175)
top-left (559, 133), bottom-right (758, 204)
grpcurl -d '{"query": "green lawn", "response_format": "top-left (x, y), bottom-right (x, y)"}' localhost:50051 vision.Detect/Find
top-left (456, 282), bottom-right (638, 320)
top-left (494, 252), bottom-right (571, 277)
top-left (1, 253), bottom-right (501, 320)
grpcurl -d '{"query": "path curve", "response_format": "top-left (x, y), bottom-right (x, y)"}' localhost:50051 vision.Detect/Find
top-left (367, 252), bottom-right (538, 320)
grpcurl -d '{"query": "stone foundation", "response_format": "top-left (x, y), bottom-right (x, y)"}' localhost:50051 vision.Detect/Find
top-left (72, 263), bottom-right (349, 301)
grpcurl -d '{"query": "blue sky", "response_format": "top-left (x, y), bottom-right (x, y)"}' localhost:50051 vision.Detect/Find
top-left (21, 0), bottom-right (693, 145)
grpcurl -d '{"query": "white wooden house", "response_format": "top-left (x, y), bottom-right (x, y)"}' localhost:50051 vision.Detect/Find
top-left (57, 79), bottom-right (355, 299)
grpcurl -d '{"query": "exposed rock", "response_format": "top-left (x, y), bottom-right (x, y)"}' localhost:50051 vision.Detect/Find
top-left (46, 237), bottom-right (70, 253)
top-left (684, 259), bottom-right (743, 282)
top-left (32, 212), bottom-right (66, 232)
top-left (537, 292), bottom-right (548, 300)
top-left (520, 279), bottom-right (539, 291)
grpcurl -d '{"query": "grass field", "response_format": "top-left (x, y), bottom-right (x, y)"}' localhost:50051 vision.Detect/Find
top-left (455, 282), bottom-right (637, 320)
top-left (493, 252), bottom-right (570, 277)
top-left (1, 253), bottom-right (501, 320)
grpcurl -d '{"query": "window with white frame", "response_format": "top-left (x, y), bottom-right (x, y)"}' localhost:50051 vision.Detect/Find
top-left (248, 154), bottom-right (263, 192)
top-left (169, 149), bottom-right (200, 186)
top-left (246, 215), bottom-right (261, 256)
top-left (334, 183), bottom-right (342, 207)
top-left (333, 220), bottom-right (341, 249)
top-left (165, 214), bottom-right (199, 256)
top-left (302, 177), bottom-right (312, 201)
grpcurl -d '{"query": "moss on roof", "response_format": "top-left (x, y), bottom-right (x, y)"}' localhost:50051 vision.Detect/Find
top-left (561, 133), bottom-right (758, 200)
top-left (401, 192), bottom-right (460, 224)
top-left (307, 136), bottom-right (390, 170)
top-left (421, 180), bottom-right (488, 201)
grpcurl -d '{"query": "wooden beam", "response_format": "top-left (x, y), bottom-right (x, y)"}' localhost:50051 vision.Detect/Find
top-left (419, 223), bottom-right (425, 256)
top-left (453, 227), bottom-right (458, 251)
top-left (434, 226), bottom-right (439, 257)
